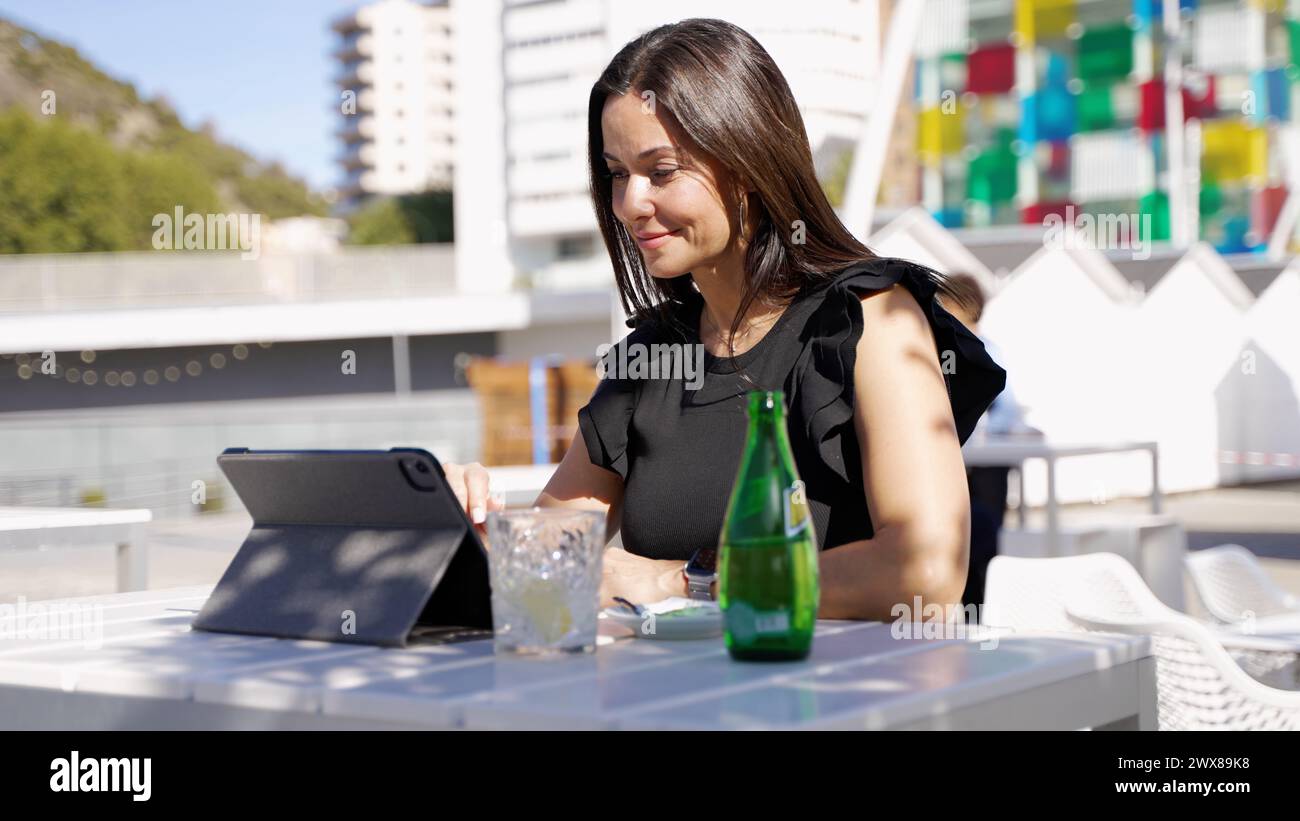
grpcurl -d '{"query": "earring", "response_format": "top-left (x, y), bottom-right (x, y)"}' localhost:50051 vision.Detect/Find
top-left (738, 196), bottom-right (747, 240)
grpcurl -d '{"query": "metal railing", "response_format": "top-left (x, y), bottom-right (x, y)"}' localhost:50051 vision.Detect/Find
top-left (0, 390), bottom-right (481, 519)
top-left (0, 244), bottom-right (458, 313)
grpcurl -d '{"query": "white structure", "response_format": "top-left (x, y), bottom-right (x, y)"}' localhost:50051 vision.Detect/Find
top-left (455, 0), bottom-right (889, 293)
top-left (261, 217), bottom-right (348, 254)
top-left (868, 207), bottom-right (995, 291)
top-left (873, 208), bottom-right (1300, 506)
top-left (333, 0), bottom-right (456, 208)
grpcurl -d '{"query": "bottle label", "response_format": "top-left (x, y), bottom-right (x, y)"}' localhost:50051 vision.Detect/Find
top-left (753, 610), bottom-right (790, 634)
top-left (783, 480), bottom-right (810, 539)
top-left (727, 602), bottom-right (791, 642)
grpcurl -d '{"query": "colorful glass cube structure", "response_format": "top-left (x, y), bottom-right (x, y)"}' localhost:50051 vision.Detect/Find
top-left (909, 0), bottom-right (1294, 251)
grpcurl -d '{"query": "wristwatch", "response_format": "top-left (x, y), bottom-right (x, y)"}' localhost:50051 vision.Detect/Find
top-left (682, 545), bottom-right (718, 601)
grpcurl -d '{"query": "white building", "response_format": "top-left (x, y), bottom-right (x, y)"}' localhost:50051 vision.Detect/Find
top-left (454, 0), bottom-right (886, 293)
top-left (333, 0), bottom-right (457, 209)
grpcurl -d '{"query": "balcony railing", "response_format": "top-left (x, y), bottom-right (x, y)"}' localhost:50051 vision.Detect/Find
top-left (0, 245), bottom-right (458, 313)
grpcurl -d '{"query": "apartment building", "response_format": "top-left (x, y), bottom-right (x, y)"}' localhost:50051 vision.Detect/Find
top-left (333, 0), bottom-right (456, 209)
top-left (455, 0), bottom-right (890, 291)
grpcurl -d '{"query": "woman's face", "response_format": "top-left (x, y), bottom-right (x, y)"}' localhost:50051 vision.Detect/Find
top-left (600, 90), bottom-right (741, 279)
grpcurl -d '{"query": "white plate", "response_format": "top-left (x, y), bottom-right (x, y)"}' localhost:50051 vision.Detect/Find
top-left (601, 597), bottom-right (723, 641)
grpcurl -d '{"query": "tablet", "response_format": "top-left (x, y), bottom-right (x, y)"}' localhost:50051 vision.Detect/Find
top-left (191, 447), bottom-right (493, 647)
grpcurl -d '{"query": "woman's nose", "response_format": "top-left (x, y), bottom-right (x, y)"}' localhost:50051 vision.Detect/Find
top-left (617, 176), bottom-right (655, 221)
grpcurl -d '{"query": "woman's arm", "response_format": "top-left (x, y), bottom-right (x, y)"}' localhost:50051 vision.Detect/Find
top-left (536, 434), bottom-right (687, 607)
top-left (534, 433), bottom-right (624, 540)
top-left (447, 409), bottom-right (684, 607)
top-left (817, 283), bottom-right (971, 621)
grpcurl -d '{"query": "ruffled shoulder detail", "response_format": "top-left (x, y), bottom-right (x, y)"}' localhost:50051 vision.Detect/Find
top-left (576, 320), bottom-right (661, 480)
top-left (789, 257), bottom-right (1008, 484)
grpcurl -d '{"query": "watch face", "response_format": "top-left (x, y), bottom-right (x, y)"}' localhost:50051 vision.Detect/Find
top-left (687, 546), bottom-right (717, 574)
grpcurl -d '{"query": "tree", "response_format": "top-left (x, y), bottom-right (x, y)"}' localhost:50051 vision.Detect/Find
top-left (0, 107), bottom-right (131, 252)
top-left (346, 189), bottom-right (453, 245)
top-left (121, 150), bottom-right (223, 249)
top-left (0, 107), bottom-right (226, 252)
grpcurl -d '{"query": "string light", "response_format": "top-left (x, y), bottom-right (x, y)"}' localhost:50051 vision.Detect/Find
top-left (5, 343), bottom-right (273, 388)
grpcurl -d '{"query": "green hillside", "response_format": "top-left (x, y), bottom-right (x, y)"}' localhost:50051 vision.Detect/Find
top-left (0, 18), bottom-right (328, 253)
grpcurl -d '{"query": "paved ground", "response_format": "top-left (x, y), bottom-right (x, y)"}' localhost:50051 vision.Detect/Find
top-left (2, 480), bottom-right (1297, 609)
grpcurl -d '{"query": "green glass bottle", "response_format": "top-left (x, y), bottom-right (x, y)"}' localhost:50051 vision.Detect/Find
top-left (718, 390), bottom-right (819, 661)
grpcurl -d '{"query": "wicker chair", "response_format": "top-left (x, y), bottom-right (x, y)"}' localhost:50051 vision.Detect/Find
top-left (1185, 544), bottom-right (1300, 625)
top-left (986, 552), bottom-right (1300, 729)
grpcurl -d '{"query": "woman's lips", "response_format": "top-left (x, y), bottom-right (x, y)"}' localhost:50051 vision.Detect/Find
top-left (635, 229), bottom-right (678, 249)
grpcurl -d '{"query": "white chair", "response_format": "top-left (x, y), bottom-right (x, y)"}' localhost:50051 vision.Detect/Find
top-left (983, 552), bottom-right (1177, 634)
top-left (985, 553), bottom-right (1300, 729)
top-left (1067, 610), bottom-right (1300, 730)
top-left (1185, 544), bottom-right (1300, 625)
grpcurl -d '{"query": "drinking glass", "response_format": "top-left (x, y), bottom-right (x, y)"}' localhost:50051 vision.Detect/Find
top-left (485, 508), bottom-right (606, 655)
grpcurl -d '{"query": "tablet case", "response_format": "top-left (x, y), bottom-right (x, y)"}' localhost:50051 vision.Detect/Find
top-left (191, 448), bottom-right (493, 648)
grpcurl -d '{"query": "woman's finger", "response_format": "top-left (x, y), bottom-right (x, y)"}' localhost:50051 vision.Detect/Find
top-left (443, 463), bottom-right (468, 512)
top-left (465, 462), bottom-right (491, 525)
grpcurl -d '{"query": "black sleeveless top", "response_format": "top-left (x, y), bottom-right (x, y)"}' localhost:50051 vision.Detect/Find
top-left (577, 256), bottom-right (1007, 562)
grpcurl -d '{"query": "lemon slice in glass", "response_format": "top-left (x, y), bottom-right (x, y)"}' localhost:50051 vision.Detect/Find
top-left (515, 578), bottom-right (573, 643)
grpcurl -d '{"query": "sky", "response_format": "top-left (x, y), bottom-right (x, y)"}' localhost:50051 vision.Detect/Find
top-left (0, 0), bottom-right (370, 192)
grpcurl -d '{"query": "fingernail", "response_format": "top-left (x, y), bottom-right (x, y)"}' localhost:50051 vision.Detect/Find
top-left (471, 506), bottom-right (486, 524)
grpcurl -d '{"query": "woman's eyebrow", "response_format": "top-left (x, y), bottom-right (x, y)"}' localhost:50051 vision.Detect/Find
top-left (602, 145), bottom-right (677, 162)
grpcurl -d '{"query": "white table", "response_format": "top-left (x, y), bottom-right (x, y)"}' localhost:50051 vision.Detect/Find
top-left (962, 437), bottom-right (1162, 556)
top-left (0, 506), bottom-right (152, 592)
top-left (0, 586), bottom-right (1155, 730)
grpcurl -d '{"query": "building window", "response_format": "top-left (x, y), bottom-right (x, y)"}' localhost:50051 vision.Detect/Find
top-left (557, 235), bottom-right (594, 260)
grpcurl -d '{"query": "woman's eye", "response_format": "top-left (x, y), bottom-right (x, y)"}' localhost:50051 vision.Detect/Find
top-left (605, 169), bottom-right (674, 182)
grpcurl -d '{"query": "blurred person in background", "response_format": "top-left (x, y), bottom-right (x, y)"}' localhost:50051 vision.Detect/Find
top-left (939, 273), bottom-right (1040, 611)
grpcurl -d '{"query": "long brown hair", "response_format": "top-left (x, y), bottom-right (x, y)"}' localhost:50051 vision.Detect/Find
top-left (588, 17), bottom-right (948, 363)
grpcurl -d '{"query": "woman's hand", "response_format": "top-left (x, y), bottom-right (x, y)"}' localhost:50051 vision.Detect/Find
top-left (599, 548), bottom-right (687, 608)
top-left (441, 461), bottom-right (506, 545)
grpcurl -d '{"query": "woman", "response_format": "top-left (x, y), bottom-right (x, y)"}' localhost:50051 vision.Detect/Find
top-left (444, 18), bottom-right (1006, 621)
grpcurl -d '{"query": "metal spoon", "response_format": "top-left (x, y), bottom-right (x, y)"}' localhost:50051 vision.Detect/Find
top-left (612, 596), bottom-right (644, 616)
